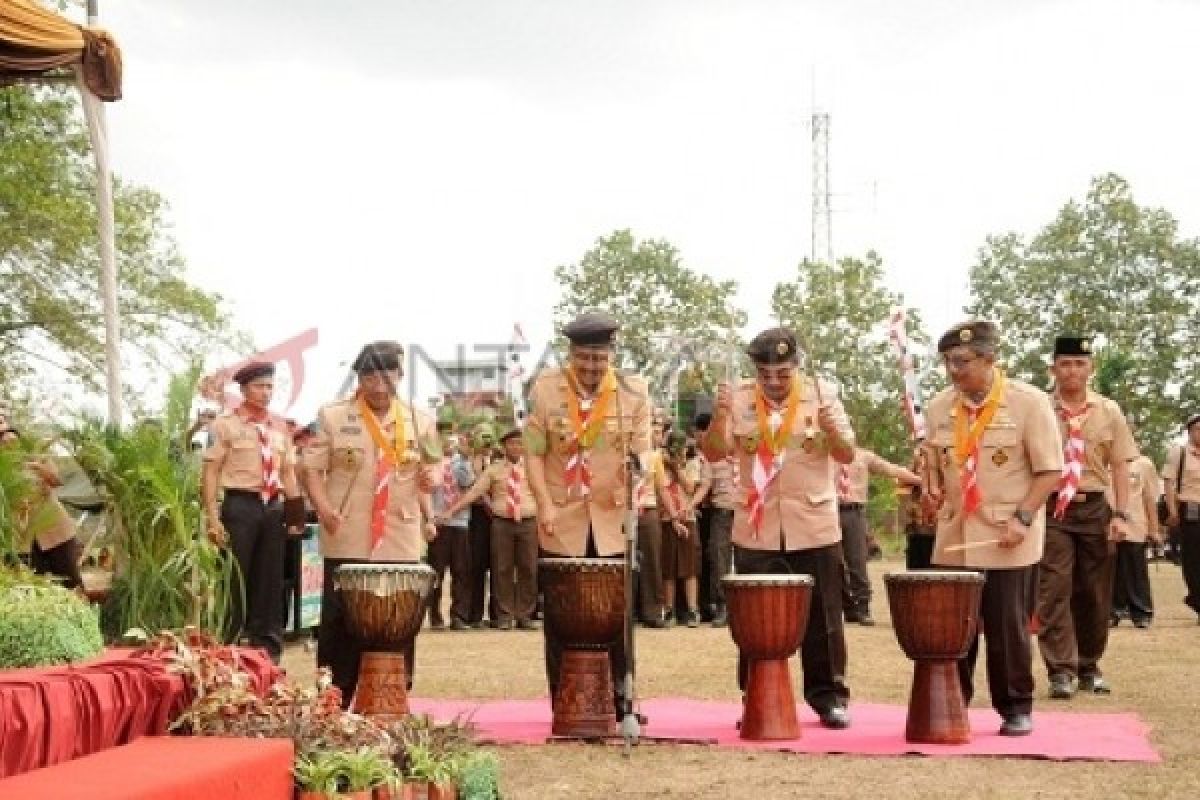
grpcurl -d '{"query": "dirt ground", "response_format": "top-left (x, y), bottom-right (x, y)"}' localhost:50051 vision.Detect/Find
top-left (283, 559), bottom-right (1200, 799)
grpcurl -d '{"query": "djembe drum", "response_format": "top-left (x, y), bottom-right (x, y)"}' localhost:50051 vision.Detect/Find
top-left (334, 563), bottom-right (436, 719)
top-left (885, 570), bottom-right (985, 744)
top-left (539, 557), bottom-right (625, 737)
top-left (723, 574), bottom-right (814, 740)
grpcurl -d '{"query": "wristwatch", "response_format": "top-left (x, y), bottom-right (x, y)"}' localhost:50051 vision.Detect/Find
top-left (1112, 510), bottom-right (1131, 522)
top-left (1014, 509), bottom-right (1034, 527)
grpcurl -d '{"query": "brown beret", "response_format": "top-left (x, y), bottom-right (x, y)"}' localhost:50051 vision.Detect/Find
top-left (499, 428), bottom-right (523, 443)
top-left (1053, 335), bottom-right (1094, 357)
top-left (746, 327), bottom-right (799, 365)
top-left (563, 312), bottom-right (620, 346)
top-left (1185, 414), bottom-right (1200, 432)
top-left (937, 320), bottom-right (998, 353)
top-left (233, 361), bottom-right (275, 385)
top-left (352, 341), bottom-right (404, 373)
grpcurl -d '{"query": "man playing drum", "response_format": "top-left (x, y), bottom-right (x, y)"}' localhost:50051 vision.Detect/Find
top-left (923, 321), bottom-right (1062, 736)
top-left (524, 311), bottom-right (653, 718)
top-left (703, 326), bottom-right (857, 730)
top-left (303, 341), bottom-right (442, 706)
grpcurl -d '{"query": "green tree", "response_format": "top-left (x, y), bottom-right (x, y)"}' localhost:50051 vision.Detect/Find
top-left (965, 173), bottom-right (1200, 462)
top-left (553, 229), bottom-right (746, 410)
top-left (0, 86), bottom-right (233, 405)
top-left (770, 251), bottom-right (931, 465)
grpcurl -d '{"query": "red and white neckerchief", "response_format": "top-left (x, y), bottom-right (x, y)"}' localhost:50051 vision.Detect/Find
top-left (746, 405), bottom-right (790, 536)
top-left (246, 412), bottom-right (280, 504)
top-left (564, 397), bottom-right (594, 498)
top-left (1053, 403), bottom-right (1090, 520)
top-left (836, 463), bottom-right (852, 502)
top-left (953, 369), bottom-right (1006, 516)
top-left (960, 408), bottom-right (983, 515)
top-left (506, 462), bottom-right (522, 519)
top-left (442, 458), bottom-right (462, 508)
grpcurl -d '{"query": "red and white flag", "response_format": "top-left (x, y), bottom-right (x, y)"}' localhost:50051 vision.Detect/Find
top-left (888, 308), bottom-right (927, 440)
top-left (506, 323), bottom-right (530, 428)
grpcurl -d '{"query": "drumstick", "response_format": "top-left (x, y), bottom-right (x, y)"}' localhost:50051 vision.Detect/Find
top-left (942, 539), bottom-right (1001, 552)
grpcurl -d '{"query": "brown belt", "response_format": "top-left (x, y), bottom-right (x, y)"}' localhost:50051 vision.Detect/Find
top-left (1047, 491), bottom-right (1101, 506)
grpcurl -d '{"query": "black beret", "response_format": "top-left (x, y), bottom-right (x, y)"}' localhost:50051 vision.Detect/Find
top-left (233, 361), bottom-right (275, 385)
top-left (1185, 414), bottom-right (1200, 432)
top-left (693, 412), bottom-right (712, 431)
top-left (499, 428), bottom-right (523, 443)
top-left (352, 341), bottom-right (404, 373)
top-left (1053, 335), bottom-right (1094, 357)
top-left (563, 311), bottom-right (620, 346)
top-left (937, 320), bottom-right (998, 353)
top-left (746, 327), bottom-right (799, 364)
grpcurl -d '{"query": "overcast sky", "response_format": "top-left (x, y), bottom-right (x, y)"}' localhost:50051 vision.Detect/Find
top-left (87, 0), bottom-right (1200, 421)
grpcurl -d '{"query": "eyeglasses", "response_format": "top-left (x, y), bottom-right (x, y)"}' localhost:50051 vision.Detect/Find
top-left (942, 354), bottom-right (979, 371)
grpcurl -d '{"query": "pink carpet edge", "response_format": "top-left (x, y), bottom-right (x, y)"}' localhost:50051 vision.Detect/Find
top-left (407, 696), bottom-right (1161, 764)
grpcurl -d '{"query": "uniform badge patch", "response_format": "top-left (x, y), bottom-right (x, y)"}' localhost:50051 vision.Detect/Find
top-left (992, 449), bottom-right (1009, 467)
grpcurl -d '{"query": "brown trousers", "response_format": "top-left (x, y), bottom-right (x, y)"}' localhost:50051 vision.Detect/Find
top-left (636, 511), bottom-right (664, 621)
top-left (1037, 495), bottom-right (1114, 680)
top-left (490, 516), bottom-right (538, 624)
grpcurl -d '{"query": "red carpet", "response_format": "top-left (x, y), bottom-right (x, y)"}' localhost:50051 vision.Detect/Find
top-left (408, 697), bottom-right (1159, 762)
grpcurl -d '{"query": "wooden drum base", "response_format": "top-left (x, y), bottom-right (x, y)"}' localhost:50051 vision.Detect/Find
top-left (352, 651), bottom-right (410, 719)
top-left (906, 660), bottom-right (970, 744)
top-left (741, 658), bottom-right (799, 740)
top-left (553, 649), bottom-right (617, 738)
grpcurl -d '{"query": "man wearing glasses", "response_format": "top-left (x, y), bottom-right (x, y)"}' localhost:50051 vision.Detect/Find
top-left (703, 326), bottom-right (857, 730)
top-left (923, 321), bottom-right (1061, 736)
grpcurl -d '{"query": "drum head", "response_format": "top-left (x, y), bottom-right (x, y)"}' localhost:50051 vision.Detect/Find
top-left (722, 573), bottom-right (814, 587)
top-left (538, 557), bottom-right (625, 572)
top-left (884, 570), bottom-right (984, 584)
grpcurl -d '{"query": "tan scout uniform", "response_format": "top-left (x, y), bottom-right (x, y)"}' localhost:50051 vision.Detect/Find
top-left (304, 398), bottom-right (439, 562)
top-left (924, 376), bottom-right (1062, 720)
top-left (717, 373), bottom-right (855, 718)
top-left (926, 382), bottom-right (1062, 570)
top-left (1038, 390), bottom-right (1137, 685)
top-left (465, 458), bottom-right (539, 626)
top-left (725, 376), bottom-right (855, 551)
top-left (836, 448), bottom-right (917, 621)
top-left (703, 453), bottom-right (738, 616)
top-left (1111, 455), bottom-right (1160, 625)
top-left (1163, 440), bottom-right (1200, 615)
top-left (206, 413), bottom-right (296, 492)
top-left (524, 367), bottom-right (653, 557)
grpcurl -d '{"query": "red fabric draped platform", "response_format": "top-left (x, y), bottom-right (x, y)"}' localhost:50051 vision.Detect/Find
top-left (0, 736), bottom-right (294, 800)
top-left (0, 647), bottom-right (279, 779)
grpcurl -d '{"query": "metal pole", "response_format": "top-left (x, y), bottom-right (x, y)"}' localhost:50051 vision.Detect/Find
top-left (85, 0), bottom-right (123, 425)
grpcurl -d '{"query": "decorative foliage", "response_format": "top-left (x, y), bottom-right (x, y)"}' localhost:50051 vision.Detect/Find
top-left (0, 573), bottom-right (104, 668)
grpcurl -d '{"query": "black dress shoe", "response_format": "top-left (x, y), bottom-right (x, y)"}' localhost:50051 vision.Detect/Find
top-left (1079, 674), bottom-right (1112, 695)
top-left (1048, 674), bottom-right (1075, 699)
top-left (643, 617), bottom-right (667, 629)
top-left (1132, 618), bottom-right (1151, 629)
top-left (999, 713), bottom-right (1033, 736)
top-left (449, 618), bottom-right (470, 631)
top-left (857, 613), bottom-right (876, 627)
top-left (818, 706), bottom-right (851, 729)
top-left (711, 609), bottom-right (728, 627)
top-left (516, 618), bottom-right (540, 630)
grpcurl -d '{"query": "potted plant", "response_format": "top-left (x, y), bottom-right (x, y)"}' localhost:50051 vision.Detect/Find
top-left (455, 751), bottom-right (500, 800)
top-left (296, 749), bottom-right (396, 800)
top-left (294, 751), bottom-right (344, 800)
top-left (399, 742), bottom-right (459, 800)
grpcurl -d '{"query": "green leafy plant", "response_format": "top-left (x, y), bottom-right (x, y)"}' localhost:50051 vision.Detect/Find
top-left (456, 751), bottom-right (501, 800)
top-left (402, 742), bottom-right (460, 785)
top-left (293, 750), bottom-right (345, 794)
top-left (339, 748), bottom-right (398, 792)
top-left (0, 576), bottom-right (104, 667)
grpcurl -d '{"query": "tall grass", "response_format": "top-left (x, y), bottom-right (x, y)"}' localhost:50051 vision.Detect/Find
top-left (64, 365), bottom-right (242, 639)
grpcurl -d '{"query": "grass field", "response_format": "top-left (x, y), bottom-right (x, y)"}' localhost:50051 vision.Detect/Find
top-left (283, 558), bottom-right (1200, 799)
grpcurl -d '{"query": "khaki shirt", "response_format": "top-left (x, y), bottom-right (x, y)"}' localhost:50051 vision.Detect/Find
top-left (836, 447), bottom-right (911, 505)
top-left (203, 413), bottom-right (295, 491)
top-left (1123, 455), bottom-right (1160, 543)
top-left (525, 368), bottom-right (652, 557)
top-left (1051, 390), bottom-right (1137, 492)
top-left (722, 377), bottom-right (856, 552)
top-left (925, 379), bottom-right (1062, 569)
top-left (475, 459), bottom-right (538, 521)
top-left (304, 398), bottom-right (440, 561)
top-left (1163, 444), bottom-right (1200, 504)
top-left (705, 453), bottom-right (738, 510)
top-left (635, 450), bottom-right (664, 511)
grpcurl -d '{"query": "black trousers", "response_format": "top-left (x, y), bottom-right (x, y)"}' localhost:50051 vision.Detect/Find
top-left (427, 525), bottom-right (471, 625)
top-left (706, 509), bottom-right (735, 612)
top-left (1179, 516), bottom-right (1200, 615)
top-left (838, 505), bottom-right (871, 616)
top-left (466, 504), bottom-right (496, 624)
top-left (1112, 541), bottom-right (1154, 622)
top-left (220, 491), bottom-right (285, 662)
top-left (541, 535), bottom-right (628, 715)
top-left (29, 538), bottom-right (84, 589)
top-left (317, 557), bottom-right (418, 708)
top-left (636, 511), bottom-right (663, 621)
top-left (959, 566), bottom-right (1036, 718)
top-left (733, 544), bottom-right (850, 715)
top-left (905, 532), bottom-right (935, 570)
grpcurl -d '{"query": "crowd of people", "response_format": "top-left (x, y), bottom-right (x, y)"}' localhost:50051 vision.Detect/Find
top-left (8, 309), bottom-right (1196, 742)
